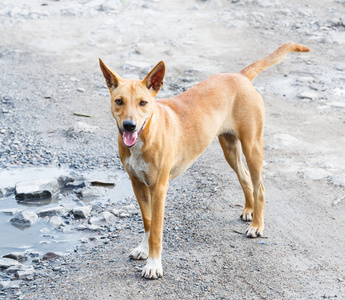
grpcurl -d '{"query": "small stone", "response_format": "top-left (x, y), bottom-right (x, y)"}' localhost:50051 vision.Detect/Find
top-left (15, 268), bottom-right (36, 280)
top-left (2, 252), bottom-right (28, 262)
top-left (100, 211), bottom-right (117, 223)
top-left (37, 206), bottom-right (66, 217)
top-left (72, 205), bottom-right (93, 219)
top-left (0, 258), bottom-right (22, 269)
top-left (57, 175), bottom-right (75, 186)
top-left (111, 208), bottom-right (130, 218)
top-left (42, 252), bottom-right (60, 261)
top-left (87, 224), bottom-right (103, 231)
top-left (10, 211), bottom-right (38, 228)
top-left (0, 187), bottom-right (13, 198)
top-left (4, 265), bottom-right (22, 274)
top-left (78, 186), bottom-right (108, 198)
top-left (49, 216), bottom-right (64, 227)
top-left (77, 88), bottom-right (85, 93)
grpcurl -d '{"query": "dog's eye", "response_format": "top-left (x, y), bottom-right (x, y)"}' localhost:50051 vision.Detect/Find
top-left (139, 100), bottom-right (148, 107)
top-left (115, 99), bottom-right (123, 105)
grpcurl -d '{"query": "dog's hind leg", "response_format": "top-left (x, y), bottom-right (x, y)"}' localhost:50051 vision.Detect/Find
top-left (218, 133), bottom-right (254, 221)
top-left (241, 136), bottom-right (265, 238)
top-left (129, 177), bottom-right (151, 260)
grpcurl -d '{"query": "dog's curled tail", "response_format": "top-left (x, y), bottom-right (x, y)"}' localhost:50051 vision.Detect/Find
top-left (240, 43), bottom-right (310, 82)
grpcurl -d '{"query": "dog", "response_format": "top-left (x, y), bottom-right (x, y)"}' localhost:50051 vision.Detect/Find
top-left (99, 43), bottom-right (310, 279)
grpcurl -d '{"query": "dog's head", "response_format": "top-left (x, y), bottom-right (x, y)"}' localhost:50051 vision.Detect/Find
top-left (99, 59), bottom-right (165, 148)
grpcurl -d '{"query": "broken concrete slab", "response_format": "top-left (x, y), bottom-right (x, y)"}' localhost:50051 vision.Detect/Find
top-left (15, 178), bottom-right (60, 200)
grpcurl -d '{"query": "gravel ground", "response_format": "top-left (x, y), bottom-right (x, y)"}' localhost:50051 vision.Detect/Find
top-left (1, 0), bottom-right (345, 299)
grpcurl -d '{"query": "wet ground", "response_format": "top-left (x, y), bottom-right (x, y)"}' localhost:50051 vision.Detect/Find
top-left (0, 167), bottom-right (133, 259)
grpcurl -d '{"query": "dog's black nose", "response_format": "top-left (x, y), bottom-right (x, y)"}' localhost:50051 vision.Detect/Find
top-left (123, 120), bottom-right (137, 132)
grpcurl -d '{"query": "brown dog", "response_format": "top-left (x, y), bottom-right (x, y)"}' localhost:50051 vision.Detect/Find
top-left (99, 43), bottom-right (310, 279)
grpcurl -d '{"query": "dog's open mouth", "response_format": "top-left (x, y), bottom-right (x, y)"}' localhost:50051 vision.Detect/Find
top-left (117, 121), bottom-right (146, 148)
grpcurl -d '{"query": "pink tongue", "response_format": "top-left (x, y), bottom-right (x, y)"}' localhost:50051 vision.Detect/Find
top-left (122, 131), bottom-right (138, 147)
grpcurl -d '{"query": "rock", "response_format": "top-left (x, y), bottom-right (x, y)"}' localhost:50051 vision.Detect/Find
top-left (57, 175), bottom-right (75, 186)
top-left (2, 252), bottom-right (28, 262)
top-left (4, 265), bottom-right (22, 274)
top-left (37, 206), bottom-right (66, 217)
top-left (89, 216), bottom-right (102, 226)
top-left (296, 91), bottom-right (319, 100)
top-left (0, 187), bottom-right (13, 198)
top-left (66, 180), bottom-right (86, 188)
top-left (15, 178), bottom-right (60, 200)
top-left (49, 216), bottom-right (64, 227)
top-left (0, 280), bottom-right (21, 289)
top-left (10, 211), bottom-right (38, 228)
top-left (78, 186), bottom-right (108, 198)
top-left (42, 252), bottom-right (60, 261)
top-left (86, 224), bottom-right (103, 231)
top-left (100, 211), bottom-right (117, 223)
top-left (111, 208), bottom-right (131, 218)
top-left (72, 205), bottom-right (93, 219)
top-left (123, 204), bottom-right (139, 214)
top-left (15, 268), bottom-right (36, 280)
top-left (89, 211), bottom-right (117, 226)
top-left (0, 258), bottom-right (22, 269)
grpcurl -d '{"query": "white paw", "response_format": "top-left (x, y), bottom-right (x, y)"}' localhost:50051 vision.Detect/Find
top-left (129, 246), bottom-right (148, 260)
top-left (246, 224), bottom-right (264, 238)
top-left (142, 258), bottom-right (163, 279)
top-left (129, 231), bottom-right (149, 260)
top-left (240, 208), bottom-right (253, 221)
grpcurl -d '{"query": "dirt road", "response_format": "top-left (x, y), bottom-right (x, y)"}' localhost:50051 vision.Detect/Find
top-left (1, 0), bottom-right (345, 298)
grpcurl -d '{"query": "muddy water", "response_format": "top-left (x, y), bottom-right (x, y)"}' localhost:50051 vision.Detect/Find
top-left (0, 167), bottom-right (133, 258)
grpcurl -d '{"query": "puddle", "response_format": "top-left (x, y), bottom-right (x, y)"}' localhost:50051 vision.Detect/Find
top-left (0, 167), bottom-right (134, 258)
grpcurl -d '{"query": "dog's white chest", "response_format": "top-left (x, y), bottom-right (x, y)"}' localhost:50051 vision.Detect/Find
top-left (125, 139), bottom-right (150, 186)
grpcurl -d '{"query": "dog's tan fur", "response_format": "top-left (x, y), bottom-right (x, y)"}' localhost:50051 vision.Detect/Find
top-left (99, 43), bottom-right (310, 279)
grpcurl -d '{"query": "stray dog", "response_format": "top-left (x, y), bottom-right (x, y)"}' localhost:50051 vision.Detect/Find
top-left (99, 43), bottom-right (310, 279)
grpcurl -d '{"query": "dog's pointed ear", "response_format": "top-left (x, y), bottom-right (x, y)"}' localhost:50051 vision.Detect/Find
top-left (99, 58), bottom-right (121, 91)
top-left (142, 61), bottom-right (165, 96)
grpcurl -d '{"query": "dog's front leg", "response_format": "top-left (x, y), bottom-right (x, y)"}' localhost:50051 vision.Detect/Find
top-left (141, 181), bottom-right (169, 279)
top-left (129, 177), bottom-right (151, 260)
